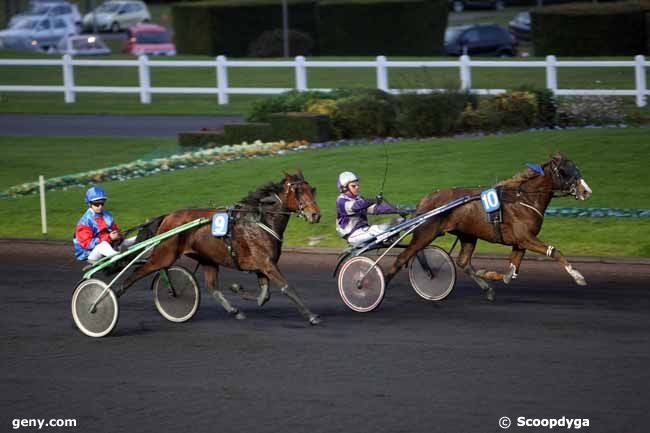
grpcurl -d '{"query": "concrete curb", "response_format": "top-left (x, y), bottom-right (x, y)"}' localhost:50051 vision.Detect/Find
top-left (2, 238), bottom-right (649, 266)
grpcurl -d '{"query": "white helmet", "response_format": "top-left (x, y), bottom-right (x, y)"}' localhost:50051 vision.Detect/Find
top-left (337, 171), bottom-right (359, 192)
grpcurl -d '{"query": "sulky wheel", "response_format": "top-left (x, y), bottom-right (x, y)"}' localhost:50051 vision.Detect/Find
top-left (151, 265), bottom-right (200, 323)
top-left (71, 279), bottom-right (119, 338)
top-left (337, 256), bottom-right (385, 312)
top-left (408, 246), bottom-right (457, 301)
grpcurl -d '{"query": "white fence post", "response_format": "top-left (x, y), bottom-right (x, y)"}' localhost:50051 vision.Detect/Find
top-left (138, 55), bottom-right (151, 104)
top-left (376, 56), bottom-right (388, 92)
top-left (634, 55), bottom-right (647, 108)
top-left (295, 56), bottom-right (307, 91)
top-left (459, 55), bottom-right (471, 91)
top-left (545, 55), bottom-right (558, 94)
top-left (216, 55), bottom-right (229, 105)
top-left (39, 175), bottom-right (47, 238)
top-left (62, 54), bottom-right (75, 103)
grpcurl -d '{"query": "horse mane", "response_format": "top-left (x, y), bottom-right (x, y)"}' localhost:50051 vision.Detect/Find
top-left (238, 179), bottom-right (285, 206)
top-left (496, 161), bottom-right (550, 189)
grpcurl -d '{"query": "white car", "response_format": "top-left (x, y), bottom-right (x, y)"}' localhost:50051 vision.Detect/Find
top-left (0, 16), bottom-right (77, 52)
top-left (10, 1), bottom-right (81, 32)
top-left (82, 1), bottom-right (151, 33)
top-left (56, 34), bottom-right (111, 56)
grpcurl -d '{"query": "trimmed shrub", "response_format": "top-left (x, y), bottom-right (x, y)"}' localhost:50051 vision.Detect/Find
top-left (172, 0), bottom-right (318, 56)
top-left (305, 98), bottom-right (337, 116)
top-left (495, 91), bottom-right (538, 129)
top-left (532, 1), bottom-right (650, 56)
top-left (178, 130), bottom-right (228, 147)
top-left (247, 90), bottom-right (332, 122)
top-left (247, 28), bottom-right (315, 57)
top-left (269, 112), bottom-right (332, 142)
top-left (224, 123), bottom-right (274, 144)
top-left (514, 85), bottom-right (557, 127)
top-left (318, 0), bottom-right (448, 56)
top-left (331, 93), bottom-right (397, 138)
top-left (394, 91), bottom-right (476, 137)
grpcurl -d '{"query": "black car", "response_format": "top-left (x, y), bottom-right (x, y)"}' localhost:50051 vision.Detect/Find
top-left (449, 0), bottom-right (505, 13)
top-left (444, 24), bottom-right (517, 57)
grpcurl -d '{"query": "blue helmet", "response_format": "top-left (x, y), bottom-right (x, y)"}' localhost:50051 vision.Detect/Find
top-left (85, 186), bottom-right (108, 204)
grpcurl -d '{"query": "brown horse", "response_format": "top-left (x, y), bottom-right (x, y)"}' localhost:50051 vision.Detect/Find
top-left (385, 153), bottom-right (593, 301)
top-left (121, 171), bottom-right (323, 324)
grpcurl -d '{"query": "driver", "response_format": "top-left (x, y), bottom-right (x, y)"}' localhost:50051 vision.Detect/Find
top-left (73, 186), bottom-right (135, 263)
top-left (336, 171), bottom-right (405, 245)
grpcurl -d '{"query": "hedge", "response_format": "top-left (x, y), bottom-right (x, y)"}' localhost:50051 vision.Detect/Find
top-left (532, 1), bottom-right (650, 56)
top-left (172, 0), bottom-right (318, 56)
top-left (318, 0), bottom-right (448, 56)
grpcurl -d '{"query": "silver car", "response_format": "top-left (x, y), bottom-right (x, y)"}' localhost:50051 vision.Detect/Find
top-left (56, 34), bottom-right (111, 56)
top-left (0, 16), bottom-right (77, 52)
top-left (9, 1), bottom-right (81, 32)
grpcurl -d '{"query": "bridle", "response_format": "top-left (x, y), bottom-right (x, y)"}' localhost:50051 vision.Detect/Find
top-left (284, 179), bottom-right (318, 219)
top-left (500, 160), bottom-right (582, 198)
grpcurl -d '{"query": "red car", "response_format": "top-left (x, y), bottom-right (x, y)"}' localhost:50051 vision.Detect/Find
top-left (123, 23), bottom-right (176, 56)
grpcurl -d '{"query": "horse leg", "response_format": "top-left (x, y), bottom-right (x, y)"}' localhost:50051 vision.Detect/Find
top-left (260, 261), bottom-right (320, 325)
top-left (475, 246), bottom-right (527, 284)
top-left (384, 220), bottom-right (441, 286)
top-left (454, 237), bottom-right (496, 301)
top-left (518, 237), bottom-right (587, 286)
top-left (204, 265), bottom-right (246, 320)
top-left (228, 273), bottom-right (270, 307)
top-left (120, 239), bottom-right (178, 295)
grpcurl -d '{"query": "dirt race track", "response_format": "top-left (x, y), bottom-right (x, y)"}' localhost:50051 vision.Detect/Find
top-left (1, 241), bottom-right (649, 433)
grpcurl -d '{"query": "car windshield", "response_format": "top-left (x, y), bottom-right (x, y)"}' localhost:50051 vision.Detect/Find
top-left (15, 19), bottom-right (38, 30)
top-left (444, 28), bottom-right (464, 43)
top-left (135, 31), bottom-right (171, 44)
top-left (97, 3), bottom-right (121, 13)
top-left (71, 37), bottom-right (107, 50)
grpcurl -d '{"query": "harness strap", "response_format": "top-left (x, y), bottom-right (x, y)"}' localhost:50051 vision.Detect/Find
top-left (518, 201), bottom-right (544, 219)
top-left (256, 222), bottom-right (283, 242)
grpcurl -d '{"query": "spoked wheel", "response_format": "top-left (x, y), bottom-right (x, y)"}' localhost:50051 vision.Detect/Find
top-left (408, 246), bottom-right (456, 301)
top-left (71, 279), bottom-right (119, 338)
top-left (152, 265), bottom-right (200, 323)
top-left (337, 256), bottom-right (385, 312)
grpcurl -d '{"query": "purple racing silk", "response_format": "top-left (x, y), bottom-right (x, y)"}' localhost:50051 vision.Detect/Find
top-left (336, 193), bottom-right (398, 238)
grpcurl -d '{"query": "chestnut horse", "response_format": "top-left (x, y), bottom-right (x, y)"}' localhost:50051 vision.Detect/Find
top-left (385, 153), bottom-right (593, 301)
top-left (121, 171), bottom-right (323, 325)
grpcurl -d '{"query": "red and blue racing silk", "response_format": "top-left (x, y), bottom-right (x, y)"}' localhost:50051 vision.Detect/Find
top-left (73, 208), bottom-right (119, 261)
top-left (336, 194), bottom-right (397, 238)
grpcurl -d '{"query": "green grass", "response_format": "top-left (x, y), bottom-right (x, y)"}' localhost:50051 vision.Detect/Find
top-left (1, 128), bottom-right (650, 257)
top-left (0, 136), bottom-right (179, 190)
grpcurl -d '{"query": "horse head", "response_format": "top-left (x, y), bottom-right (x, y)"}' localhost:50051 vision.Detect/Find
top-left (548, 153), bottom-right (592, 201)
top-left (282, 170), bottom-right (321, 223)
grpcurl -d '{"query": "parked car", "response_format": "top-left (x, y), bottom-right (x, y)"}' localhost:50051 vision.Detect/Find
top-left (9, 1), bottom-right (81, 32)
top-left (82, 0), bottom-right (150, 33)
top-left (508, 11), bottom-right (531, 42)
top-left (0, 16), bottom-right (77, 52)
top-left (449, 0), bottom-right (505, 13)
top-left (123, 24), bottom-right (176, 56)
top-left (444, 24), bottom-right (516, 57)
top-left (56, 34), bottom-right (111, 55)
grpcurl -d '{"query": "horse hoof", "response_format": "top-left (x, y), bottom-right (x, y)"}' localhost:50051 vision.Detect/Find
top-left (257, 293), bottom-right (270, 307)
top-left (576, 277), bottom-right (587, 286)
top-left (229, 283), bottom-right (241, 294)
top-left (234, 311), bottom-right (246, 320)
top-left (309, 315), bottom-right (321, 325)
top-left (486, 289), bottom-right (496, 302)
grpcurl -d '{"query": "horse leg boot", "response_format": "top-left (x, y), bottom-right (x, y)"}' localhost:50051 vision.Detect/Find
top-left (520, 238), bottom-right (587, 286)
top-left (204, 265), bottom-right (246, 320)
top-left (454, 237), bottom-right (495, 301)
top-left (262, 263), bottom-right (320, 325)
top-left (502, 247), bottom-right (525, 284)
top-left (256, 274), bottom-right (271, 307)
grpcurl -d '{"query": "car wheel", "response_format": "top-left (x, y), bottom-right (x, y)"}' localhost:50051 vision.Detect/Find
top-left (110, 22), bottom-right (120, 33)
top-left (452, 1), bottom-right (464, 13)
top-left (495, 0), bottom-right (505, 10)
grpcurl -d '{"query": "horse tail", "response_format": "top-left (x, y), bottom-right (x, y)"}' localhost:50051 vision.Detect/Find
top-left (134, 214), bottom-right (168, 244)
